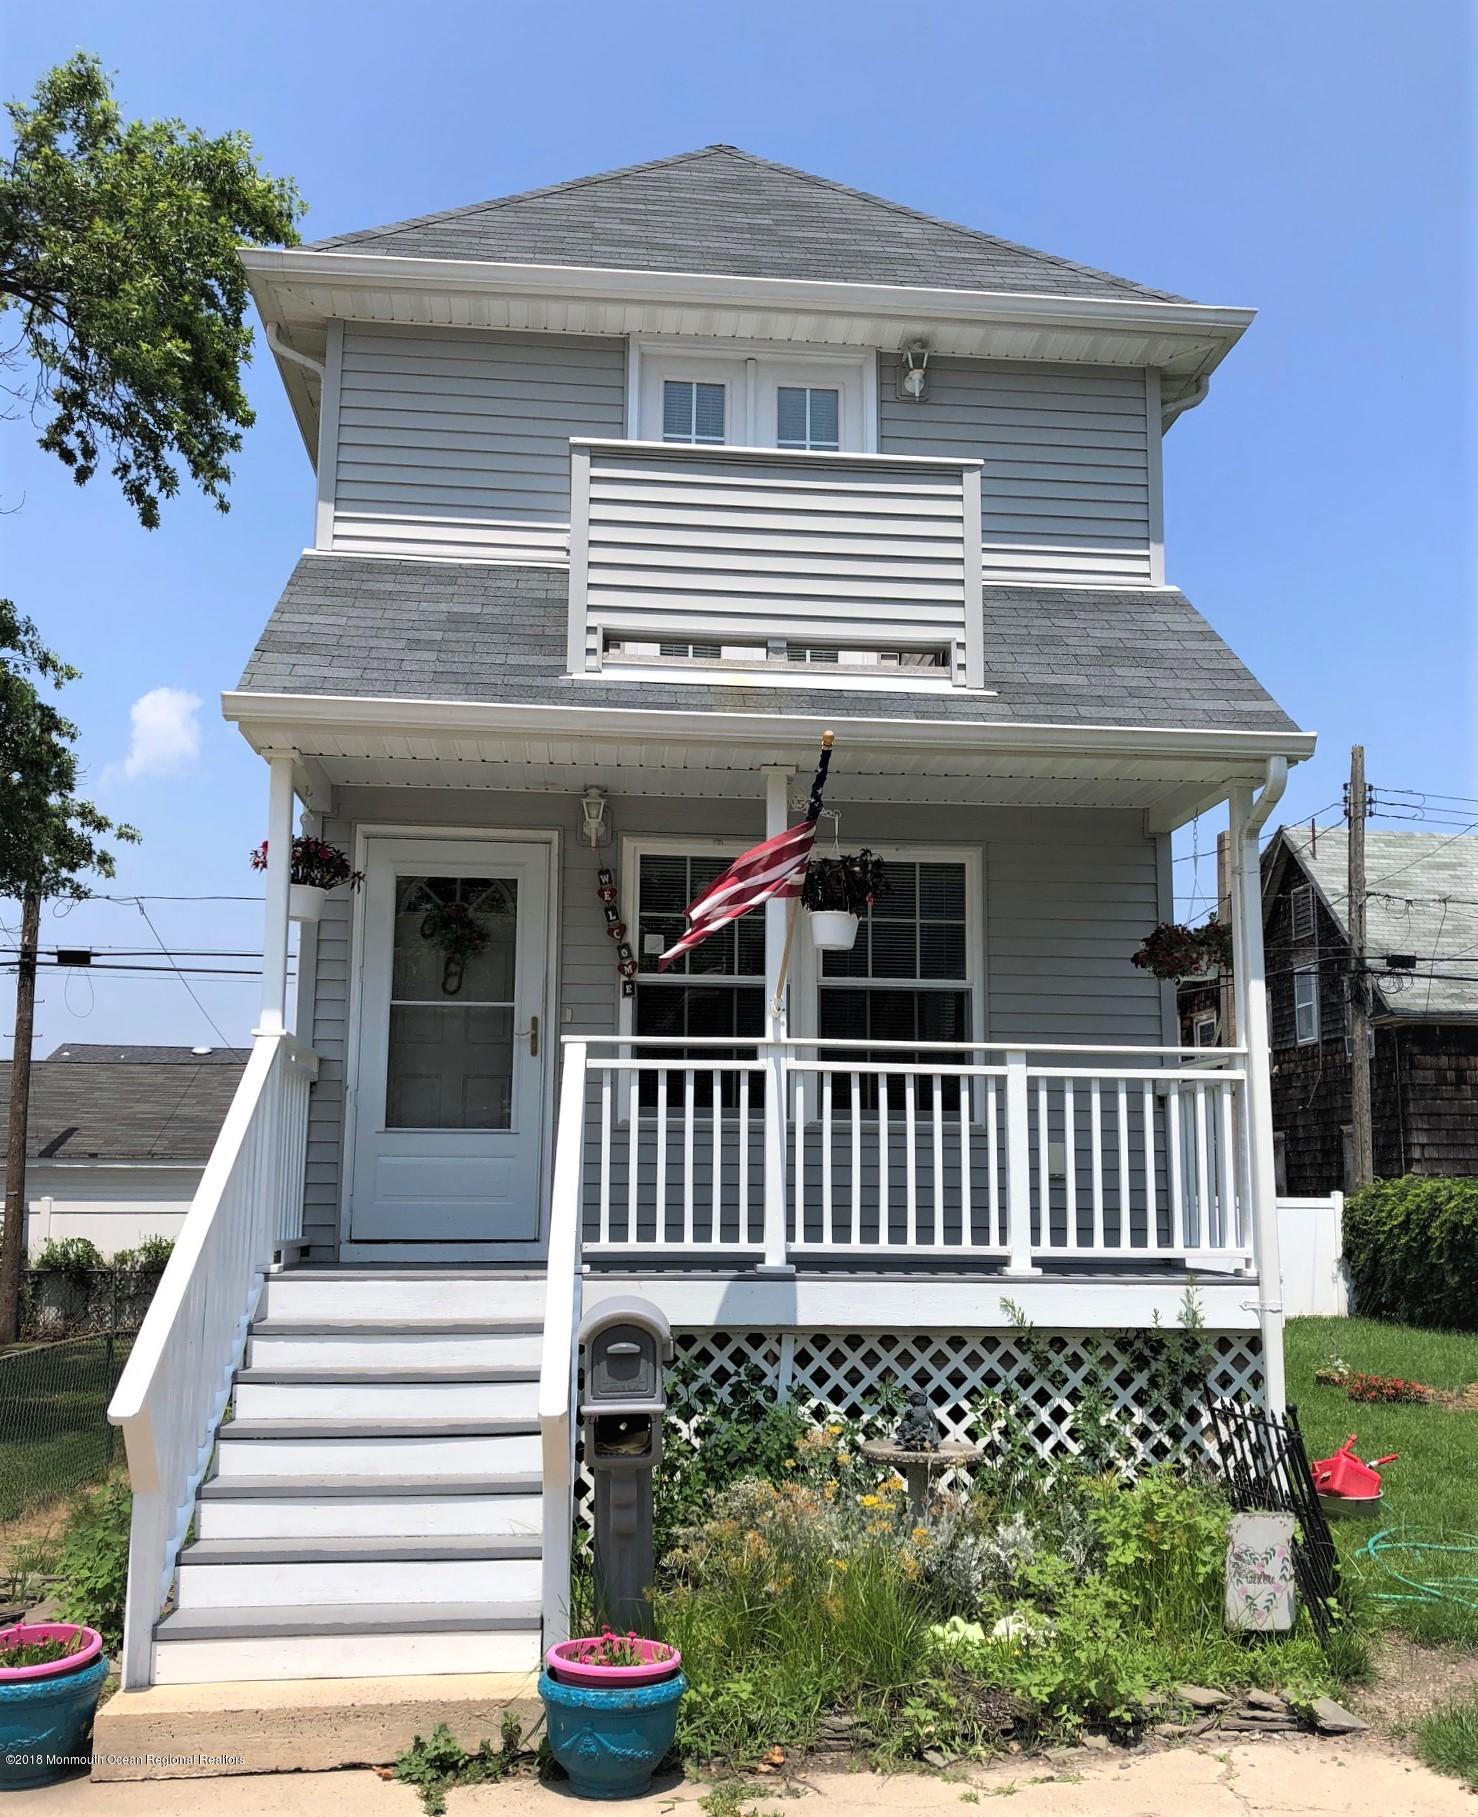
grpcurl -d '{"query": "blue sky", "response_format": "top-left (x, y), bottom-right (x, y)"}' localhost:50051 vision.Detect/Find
top-left (3, 0), bottom-right (1473, 1055)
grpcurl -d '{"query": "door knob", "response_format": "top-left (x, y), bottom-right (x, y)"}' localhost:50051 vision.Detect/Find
top-left (514, 1014), bottom-right (540, 1058)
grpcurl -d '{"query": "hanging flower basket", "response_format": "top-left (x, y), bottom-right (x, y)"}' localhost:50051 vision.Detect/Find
top-left (1130, 918), bottom-right (1233, 982)
top-left (251, 837), bottom-right (363, 924)
top-left (802, 851), bottom-right (886, 952)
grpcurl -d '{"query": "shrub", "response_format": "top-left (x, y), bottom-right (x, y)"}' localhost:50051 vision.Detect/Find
top-left (31, 1236), bottom-right (104, 1279)
top-left (1344, 1372), bottom-right (1432, 1404)
top-left (52, 1476), bottom-right (131, 1651)
top-left (1344, 1176), bottom-right (1478, 1330)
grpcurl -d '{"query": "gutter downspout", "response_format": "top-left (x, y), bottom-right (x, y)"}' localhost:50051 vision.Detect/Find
top-left (1230, 756), bottom-right (1290, 1409)
top-left (1162, 374), bottom-right (1210, 432)
top-left (266, 322), bottom-right (326, 381)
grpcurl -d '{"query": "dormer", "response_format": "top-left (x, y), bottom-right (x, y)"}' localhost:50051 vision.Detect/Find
top-left (244, 147), bottom-right (1252, 693)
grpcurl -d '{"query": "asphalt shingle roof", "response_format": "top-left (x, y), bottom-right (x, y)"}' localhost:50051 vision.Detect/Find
top-left (1273, 826), bottom-right (1478, 1020)
top-left (0, 1049), bottom-right (247, 1162)
top-left (239, 555), bottom-right (1299, 735)
top-left (308, 145), bottom-right (1188, 304)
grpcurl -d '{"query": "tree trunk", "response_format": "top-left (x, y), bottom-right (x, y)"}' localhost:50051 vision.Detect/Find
top-left (0, 884), bottom-right (40, 1344)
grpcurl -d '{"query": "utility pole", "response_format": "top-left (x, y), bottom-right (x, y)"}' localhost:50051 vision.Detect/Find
top-left (1346, 745), bottom-right (1374, 1189)
top-left (1, 884), bottom-right (41, 1344)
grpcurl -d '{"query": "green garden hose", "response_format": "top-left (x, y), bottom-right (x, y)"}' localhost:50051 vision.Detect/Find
top-left (1362, 1529), bottom-right (1478, 1609)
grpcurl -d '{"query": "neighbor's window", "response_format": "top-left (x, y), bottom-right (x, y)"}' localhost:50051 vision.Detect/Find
top-left (818, 859), bottom-right (971, 1111)
top-left (662, 380), bottom-right (726, 445)
top-left (1293, 965), bottom-right (1319, 1045)
top-left (634, 852), bottom-right (764, 1106)
top-left (777, 386), bottom-right (840, 451)
top-left (1193, 1012), bottom-right (1219, 1048)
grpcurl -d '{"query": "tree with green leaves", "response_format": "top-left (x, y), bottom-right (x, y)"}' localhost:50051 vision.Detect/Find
top-left (1, 51), bottom-right (304, 527)
top-left (1, 602), bottom-right (139, 1342)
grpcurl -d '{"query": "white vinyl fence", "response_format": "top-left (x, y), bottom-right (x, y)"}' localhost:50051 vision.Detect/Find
top-left (1276, 1193), bottom-right (1348, 1317)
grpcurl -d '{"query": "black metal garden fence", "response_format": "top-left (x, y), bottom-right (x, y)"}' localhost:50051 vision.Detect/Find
top-left (0, 1267), bottom-right (165, 1524)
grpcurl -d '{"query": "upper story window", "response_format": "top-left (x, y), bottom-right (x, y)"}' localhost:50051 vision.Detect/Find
top-left (1293, 965), bottom-right (1320, 1045)
top-left (777, 386), bottom-right (840, 451)
top-left (662, 380), bottom-right (726, 445)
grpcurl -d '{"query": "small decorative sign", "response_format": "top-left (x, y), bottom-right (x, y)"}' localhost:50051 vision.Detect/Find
top-left (1225, 1512), bottom-right (1297, 1632)
top-left (597, 867), bottom-right (638, 996)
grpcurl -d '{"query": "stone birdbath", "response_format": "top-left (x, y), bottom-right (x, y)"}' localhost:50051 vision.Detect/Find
top-left (859, 1392), bottom-right (983, 1521)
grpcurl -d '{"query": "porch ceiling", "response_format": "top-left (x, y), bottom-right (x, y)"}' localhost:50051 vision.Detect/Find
top-left (225, 693), bottom-right (1304, 827)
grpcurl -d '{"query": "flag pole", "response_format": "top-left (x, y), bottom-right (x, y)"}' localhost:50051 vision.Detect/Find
top-left (771, 729), bottom-right (833, 1017)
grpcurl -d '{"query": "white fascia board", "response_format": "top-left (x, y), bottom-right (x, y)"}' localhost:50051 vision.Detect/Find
top-left (242, 246), bottom-right (1255, 339)
top-left (579, 1271), bottom-right (1261, 1332)
top-left (221, 687), bottom-right (1316, 768)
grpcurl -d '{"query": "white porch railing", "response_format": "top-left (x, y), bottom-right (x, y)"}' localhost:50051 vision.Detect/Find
top-left (107, 1030), bottom-right (317, 1688)
top-left (567, 1036), bottom-right (1253, 1273)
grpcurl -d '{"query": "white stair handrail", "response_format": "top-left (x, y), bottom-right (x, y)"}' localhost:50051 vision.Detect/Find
top-left (107, 1028), bottom-right (317, 1688)
top-left (538, 1039), bottom-right (588, 1648)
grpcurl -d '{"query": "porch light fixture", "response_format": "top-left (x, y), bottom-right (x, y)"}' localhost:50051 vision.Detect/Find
top-left (581, 787), bottom-right (611, 848)
top-left (897, 340), bottom-right (930, 402)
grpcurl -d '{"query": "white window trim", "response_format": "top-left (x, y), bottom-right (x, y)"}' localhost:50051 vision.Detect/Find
top-left (631, 337), bottom-right (875, 451)
top-left (1293, 964), bottom-right (1320, 1045)
top-left (615, 835), bottom-right (986, 1120)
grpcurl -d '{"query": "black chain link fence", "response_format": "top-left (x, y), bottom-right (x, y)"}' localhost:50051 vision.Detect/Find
top-left (1, 1267), bottom-right (166, 1525)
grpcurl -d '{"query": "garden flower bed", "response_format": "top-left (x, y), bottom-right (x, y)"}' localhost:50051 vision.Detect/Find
top-left (651, 1419), bottom-right (1362, 1771)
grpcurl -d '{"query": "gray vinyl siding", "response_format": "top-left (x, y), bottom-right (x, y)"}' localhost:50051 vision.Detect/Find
top-left (878, 355), bottom-right (1155, 585)
top-left (330, 326), bottom-right (626, 563)
top-left (295, 793), bottom-right (1161, 1257)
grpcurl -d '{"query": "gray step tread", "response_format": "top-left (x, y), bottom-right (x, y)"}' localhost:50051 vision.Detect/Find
top-left (250, 1319), bottom-right (542, 1337)
top-left (155, 1602), bottom-right (542, 1642)
top-left (234, 1367), bottom-right (538, 1385)
top-left (198, 1474), bottom-right (542, 1499)
top-left (218, 1418), bottom-right (537, 1440)
top-left (179, 1536), bottom-right (541, 1567)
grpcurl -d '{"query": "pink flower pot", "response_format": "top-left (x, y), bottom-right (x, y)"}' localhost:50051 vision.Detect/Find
top-left (0, 1623), bottom-right (104, 1682)
top-left (545, 1635), bottom-right (681, 1688)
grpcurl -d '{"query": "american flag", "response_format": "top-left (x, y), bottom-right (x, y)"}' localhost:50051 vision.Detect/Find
top-left (656, 736), bottom-right (833, 972)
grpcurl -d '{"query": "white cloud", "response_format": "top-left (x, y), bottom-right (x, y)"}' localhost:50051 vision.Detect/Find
top-left (108, 687), bottom-right (203, 782)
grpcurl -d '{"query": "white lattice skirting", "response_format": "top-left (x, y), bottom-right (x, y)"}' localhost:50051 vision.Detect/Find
top-left (577, 1327), bottom-right (1265, 1524)
top-left (670, 1327), bottom-right (1264, 1457)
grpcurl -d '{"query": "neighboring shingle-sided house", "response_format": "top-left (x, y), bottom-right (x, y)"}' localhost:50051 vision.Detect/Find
top-left (103, 145), bottom-right (1316, 1698)
top-left (1262, 826), bottom-right (1478, 1193)
top-left (0, 1045), bottom-right (248, 1259)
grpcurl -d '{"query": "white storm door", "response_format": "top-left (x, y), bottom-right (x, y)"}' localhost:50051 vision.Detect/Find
top-left (350, 838), bottom-right (549, 1243)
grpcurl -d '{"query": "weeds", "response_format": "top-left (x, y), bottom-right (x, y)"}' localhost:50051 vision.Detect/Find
top-left (392, 1713), bottom-right (526, 1815)
top-left (1417, 1691), bottom-right (1478, 1790)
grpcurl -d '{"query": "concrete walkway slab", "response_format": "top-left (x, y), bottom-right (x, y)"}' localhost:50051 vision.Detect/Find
top-left (3, 1735), bottom-right (1468, 1815)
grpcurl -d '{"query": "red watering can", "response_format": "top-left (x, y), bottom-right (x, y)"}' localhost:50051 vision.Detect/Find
top-left (1312, 1434), bottom-right (1398, 1499)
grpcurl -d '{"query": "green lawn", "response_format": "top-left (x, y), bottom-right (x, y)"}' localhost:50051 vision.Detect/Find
top-left (0, 1336), bottom-right (132, 1525)
top-left (1285, 1317), bottom-right (1478, 1650)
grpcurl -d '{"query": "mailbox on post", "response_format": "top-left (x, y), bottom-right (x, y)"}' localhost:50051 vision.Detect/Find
top-left (578, 1296), bottom-right (673, 1636)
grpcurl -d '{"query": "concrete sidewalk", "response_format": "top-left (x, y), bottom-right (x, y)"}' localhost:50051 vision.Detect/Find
top-left (5, 1734), bottom-right (1469, 1815)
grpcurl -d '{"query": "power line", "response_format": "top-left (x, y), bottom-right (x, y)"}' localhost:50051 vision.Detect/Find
top-left (134, 901), bottom-right (235, 1047)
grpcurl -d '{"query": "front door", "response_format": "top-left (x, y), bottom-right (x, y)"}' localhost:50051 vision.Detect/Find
top-left (349, 837), bottom-right (550, 1245)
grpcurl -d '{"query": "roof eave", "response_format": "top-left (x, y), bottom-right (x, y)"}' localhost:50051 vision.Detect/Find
top-left (222, 684), bottom-right (1314, 766)
top-left (244, 247), bottom-right (1255, 454)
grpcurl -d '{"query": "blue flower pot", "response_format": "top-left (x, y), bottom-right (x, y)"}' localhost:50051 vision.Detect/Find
top-left (539, 1667), bottom-right (686, 1800)
top-left (0, 1653), bottom-right (109, 1790)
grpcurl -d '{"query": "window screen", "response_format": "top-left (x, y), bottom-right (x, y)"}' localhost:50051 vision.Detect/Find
top-left (777, 386), bottom-right (840, 451)
top-left (662, 380), bottom-right (726, 445)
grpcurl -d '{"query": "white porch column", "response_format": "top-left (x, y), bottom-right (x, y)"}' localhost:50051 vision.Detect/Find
top-left (258, 754), bottom-right (296, 1035)
top-left (1229, 786), bottom-right (1286, 1412)
top-left (759, 765), bottom-right (794, 1274)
